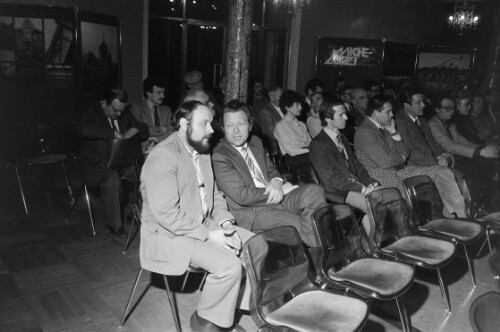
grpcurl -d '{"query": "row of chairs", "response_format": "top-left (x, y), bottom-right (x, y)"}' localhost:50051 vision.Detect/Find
top-left (118, 174), bottom-right (500, 332)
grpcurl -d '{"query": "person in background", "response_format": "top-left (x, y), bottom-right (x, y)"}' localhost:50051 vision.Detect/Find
top-left (258, 85), bottom-right (284, 157)
top-left (301, 78), bottom-right (325, 122)
top-left (130, 76), bottom-right (173, 154)
top-left (80, 88), bottom-right (148, 235)
top-left (343, 88), bottom-right (368, 144)
top-left (306, 91), bottom-right (324, 138)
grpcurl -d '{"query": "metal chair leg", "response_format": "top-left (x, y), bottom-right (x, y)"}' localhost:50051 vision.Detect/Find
top-left (198, 272), bottom-right (208, 291)
top-left (437, 268), bottom-right (452, 313)
top-left (476, 226), bottom-right (493, 258)
top-left (163, 275), bottom-right (182, 332)
top-left (123, 207), bottom-right (140, 254)
top-left (464, 244), bottom-right (477, 287)
top-left (180, 270), bottom-right (191, 292)
top-left (61, 161), bottom-right (74, 205)
top-left (120, 268), bottom-right (144, 327)
top-left (395, 296), bottom-right (411, 332)
top-left (84, 186), bottom-right (96, 236)
top-left (14, 165), bottom-right (28, 214)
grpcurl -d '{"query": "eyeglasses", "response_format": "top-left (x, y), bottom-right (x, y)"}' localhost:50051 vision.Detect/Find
top-left (440, 106), bottom-right (454, 112)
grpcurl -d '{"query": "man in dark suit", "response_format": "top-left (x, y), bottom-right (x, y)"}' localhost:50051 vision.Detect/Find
top-left (354, 94), bottom-right (467, 218)
top-left (130, 76), bottom-right (173, 154)
top-left (396, 90), bottom-right (453, 167)
top-left (309, 101), bottom-right (378, 215)
top-left (342, 88), bottom-right (368, 144)
top-left (213, 100), bottom-right (327, 247)
top-left (80, 88), bottom-right (148, 234)
top-left (258, 86), bottom-right (283, 156)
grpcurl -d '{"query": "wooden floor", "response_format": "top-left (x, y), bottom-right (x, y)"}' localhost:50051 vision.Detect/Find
top-left (0, 163), bottom-right (498, 332)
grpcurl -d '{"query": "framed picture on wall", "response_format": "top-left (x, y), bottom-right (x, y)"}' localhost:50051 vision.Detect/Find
top-left (78, 10), bottom-right (121, 105)
top-left (415, 46), bottom-right (475, 92)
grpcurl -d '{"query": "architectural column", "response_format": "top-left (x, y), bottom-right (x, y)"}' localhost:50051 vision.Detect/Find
top-left (485, 3), bottom-right (500, 89)
top-left (224, 0), bottom-right (254, 103)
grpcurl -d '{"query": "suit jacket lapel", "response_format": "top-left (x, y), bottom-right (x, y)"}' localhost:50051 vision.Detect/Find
top-left (141, 100), bottom-right (154, 127)
top-left (248, 138), bottom-right (270, 182)
top-left (223, 139), bottom-right (256, 185)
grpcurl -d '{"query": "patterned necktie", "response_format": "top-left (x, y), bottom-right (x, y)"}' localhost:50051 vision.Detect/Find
top-left (379, 127), bottom-right (385, 137)
top-left (336, 133), bottom-right (349, 166)
top-left (192, 153), bottom-right (208, 218)
top-left (153, 105), bottom-right (160, 127)
top-left (110, 119), bottom-right (119, 133)
top-left (241, 146), bottom-right (268, 186)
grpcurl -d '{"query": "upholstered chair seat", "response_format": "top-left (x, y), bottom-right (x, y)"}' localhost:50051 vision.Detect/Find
top-left (420, 218), bottom-right (482, 242)
top-left (266, 290), bottom-right (368, 332)
top-left (383, 236), bottom-right (456, 266)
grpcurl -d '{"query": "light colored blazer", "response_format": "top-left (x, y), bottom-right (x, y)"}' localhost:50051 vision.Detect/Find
top-left (140, 133), bottom-right (233, 275)
top-left (428, 115), bottom-right (479, 158)
top-left (354, 118), bottom-right (409, 188)
top-left (130, 99), bottom-right (173, 140)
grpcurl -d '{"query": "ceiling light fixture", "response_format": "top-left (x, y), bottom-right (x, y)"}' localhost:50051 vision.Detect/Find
top-left (448, 0), bottom-right (479, 35)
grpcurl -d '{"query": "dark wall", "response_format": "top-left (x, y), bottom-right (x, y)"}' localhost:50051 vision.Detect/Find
top-left (296, 0), bottom-right (448, 91)
top-left (0, 0), bottom-right (145, 110)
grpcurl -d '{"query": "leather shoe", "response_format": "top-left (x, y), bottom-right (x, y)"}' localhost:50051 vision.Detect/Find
top-left (190, 311), bottom-right (221, 332)
top-left (190, 312), bottom-right (246, 332)
top-left (108, 227), bottom-right (126, 237)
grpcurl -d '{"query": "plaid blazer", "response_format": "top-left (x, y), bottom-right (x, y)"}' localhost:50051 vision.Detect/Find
top-left (354, 118), bottom-right (409, 188)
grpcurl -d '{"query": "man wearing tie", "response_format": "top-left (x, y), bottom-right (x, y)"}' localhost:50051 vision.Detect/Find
top-left (309, 101), bottom-right (378, 215)
top-left (140, 100), bottom-right (251, 331)
top-left (130, 76), bottom-right (173, 153)
top-left (80, 88), bottom-right (148, 235)
top-left (212, 100), bottom-right (326, 247)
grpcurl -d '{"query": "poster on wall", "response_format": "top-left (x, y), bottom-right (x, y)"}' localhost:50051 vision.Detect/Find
top-left (315, 37), bottom-right (383, 90)
top-left (416, 46), bottom-right (474, 92)
top-left (14, 17), bottom-right (44, 81)
top-left (0, 16), bottom-right (15, 78)
top-left (79, 11), bottom-right (121, 104)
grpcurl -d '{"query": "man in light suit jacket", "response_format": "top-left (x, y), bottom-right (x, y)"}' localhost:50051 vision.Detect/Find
top-left (213, 100), bottom-right (326, 247)
top-left (309, 101), bottom-right (378, 211)
top-left (354, 94), bottom-right (468, 217)
top-left (130, 76), bottom-right (173, 153)
top-left (258, 86), bottom-right (284, 156)
top-left (140, 100), bottom-right (251, 331)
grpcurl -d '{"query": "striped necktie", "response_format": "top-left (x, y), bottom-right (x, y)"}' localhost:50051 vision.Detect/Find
top-left (241, 146), bottom-right (268, 186)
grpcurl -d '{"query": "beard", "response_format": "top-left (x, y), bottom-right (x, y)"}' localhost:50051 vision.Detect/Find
top-left (186, 123), bottom-right (211, 153)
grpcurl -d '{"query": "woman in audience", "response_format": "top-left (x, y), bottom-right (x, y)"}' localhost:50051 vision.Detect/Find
top-left (306, 91), bottom-right (324, 138)
top-left (274, 89), bottom-right (313, 181)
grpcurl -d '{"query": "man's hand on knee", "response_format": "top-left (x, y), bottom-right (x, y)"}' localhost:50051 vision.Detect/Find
top-left (209, 229), bottom-right (241, 255)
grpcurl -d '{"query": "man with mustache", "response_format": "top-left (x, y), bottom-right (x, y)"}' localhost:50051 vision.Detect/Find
top-left (130, 76), bottom-right (173, 153)
top-left (140, 100), bottom-right (250, 331)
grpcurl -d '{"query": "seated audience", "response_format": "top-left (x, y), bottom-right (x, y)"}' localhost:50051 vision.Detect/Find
top-left (258, 85), bottom-right (283, 156)
top-left (354, 94), bottom-right (468, 217)
top-left (363, 79), bottom-right (381, 98)
top-left (140, 100), bottom-right (252, 332)
top-left (428, 95), bottom-right (499, 210)
top-left (274, 90), bottom-right (312, 171)
top-left (306, 91), bottom-right (324, 138)
top-left (301, 78), bottom-right (325, 122)
top-left (453, 90), bottom-right (484, 145)
top-left (247, 76), bottom-right (269, 121)
top-left (130, 76), bottom-right (173, 154)
top-left (212, 100), bottom-right (327, 247)
top-left (309, 101), bottom-right (378, 230)
top-left (80, 88), bottom-right (148, 235)
top-left (343, 88), bottom-right (368, 144)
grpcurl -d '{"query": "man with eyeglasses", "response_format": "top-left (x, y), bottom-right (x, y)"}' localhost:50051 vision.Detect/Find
top-left (80, 88), bottom-right (148, 236)
top-left (429, 95), bottom-right (499, 210)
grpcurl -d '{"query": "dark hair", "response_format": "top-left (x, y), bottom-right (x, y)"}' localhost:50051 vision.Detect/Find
top-left (399, 87), bottom-right (425, 106)
top-left (363, 79), bottom-right (380, 92)
top-left (279, 89), bottom-right (303, 114)
top-left (221, 99), bottom-right (252, 126)
top-left (143, 76), bottom-right (166, 98)
top-left (304, 78), bottom-right (325, 94)
top-left (319, 101), bottom-right (344, 127)
top-left (454, 89), bottom-right (471, 102)
top-left (172, 100), bottom-right (204, 130)
top-left (435, 95), bottom-right (455, 109)
top-left (366, 94), bottom-right (392, 116)
top-left (103, 88), bottom-right (128, 105)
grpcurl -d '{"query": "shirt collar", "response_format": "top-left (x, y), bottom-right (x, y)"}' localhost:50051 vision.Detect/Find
top-left (405, 111), bottom-right (418, 123)
top-left (368, 116), bottom-right (383, 129)
top-left (146, 99), bottom-right (157, 111)
top-left (323, 127), bottom-right (340, 142)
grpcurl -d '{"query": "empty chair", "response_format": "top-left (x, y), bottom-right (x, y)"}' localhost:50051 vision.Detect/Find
top-left (403, 175), bottom-right (483, 287)
top-left (312, 204), bottom-right (415, 332)
top-left (469, 291), bottom-right (500, 332)
top-left (365, 187), bottom-right (456, 313)
top-left (243, 225), bottom-right (369, 332)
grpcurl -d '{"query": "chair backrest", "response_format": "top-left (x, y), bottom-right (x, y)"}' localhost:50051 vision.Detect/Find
top-left (403, 175), bottom-right (444, 225)
top-left (312, 204), bottom-right (365, 275)
top-left (365, 187), bottom-right (413, 250)
top-left (469, 291), bottom-right (500, 332)
top-left (243, 226), bottom-right (317, 327)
